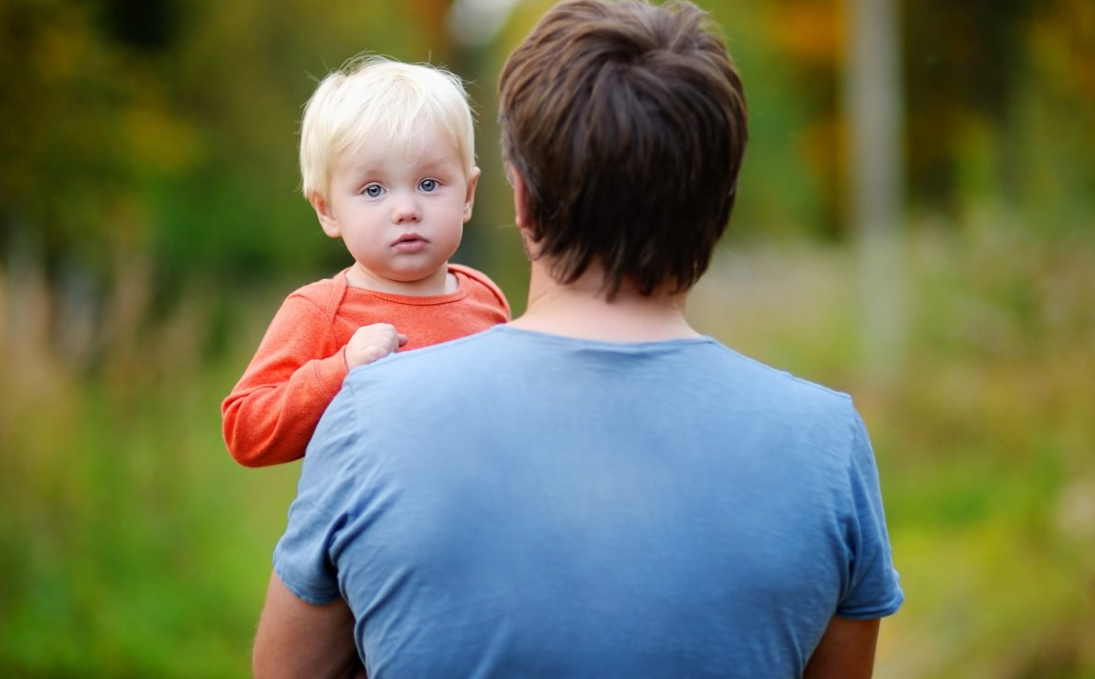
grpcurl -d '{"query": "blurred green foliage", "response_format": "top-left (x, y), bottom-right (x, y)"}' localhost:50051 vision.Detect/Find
top-left (1, 0), bottom-right (1094, 677)
top-left (2, 0), bottom-right (1092, 303)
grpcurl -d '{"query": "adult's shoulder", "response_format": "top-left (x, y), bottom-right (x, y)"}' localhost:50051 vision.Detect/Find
top-left (350, 325), bottom-right (511, 376)
top-left (338, 328), bottom-right (512, 422)
top-left (716, 344), bottom-right (846, 395)
top-left (712, 344), bottom-right (862, 434)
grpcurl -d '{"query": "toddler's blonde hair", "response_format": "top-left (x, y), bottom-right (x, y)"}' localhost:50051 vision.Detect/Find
top-left (300, 55), bottom-right (476, 202)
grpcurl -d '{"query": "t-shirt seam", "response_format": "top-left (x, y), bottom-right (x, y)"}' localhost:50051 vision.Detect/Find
top-left (492, 325), bottom-right (718, 351)
top-left (275, 388), bottom-right (363, 603)
top-left (838, 403), bottom-right (901, 616)
top-left (272, 548), bottom-right (340, 605)
top-left (327, 269), bottom-right (351, 318)
top-left (287, 289), bottom-right (346, 401)
top-left (835, 594), bottom-right (904, 619)
top-left (451, 263), bottom-right (510, 314)
top-left (345, 325), bottom-right (720, 380)
top-left (341, 264), bottom-right (481, 306)
top-left (710, 342), bottom-right (854, 403)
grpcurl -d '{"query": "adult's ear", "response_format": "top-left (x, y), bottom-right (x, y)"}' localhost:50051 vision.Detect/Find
top-left (507, 164), bottom-right (532, 233)
top-left (309, 193), bottom-right (341, 239)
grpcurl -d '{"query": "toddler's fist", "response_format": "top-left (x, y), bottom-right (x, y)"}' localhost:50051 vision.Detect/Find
top-left (345, 323), bottom-right (408, 369)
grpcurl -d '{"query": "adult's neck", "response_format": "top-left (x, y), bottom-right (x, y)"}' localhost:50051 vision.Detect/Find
top-left (509, 259), bottom-right (699, 342)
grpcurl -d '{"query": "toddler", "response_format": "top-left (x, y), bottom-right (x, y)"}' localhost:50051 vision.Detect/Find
top-left (222, 56), bottom-right (509, 467)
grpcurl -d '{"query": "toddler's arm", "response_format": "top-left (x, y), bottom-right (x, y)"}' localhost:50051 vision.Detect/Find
top-left (222, 295), bottom-right (403, 467)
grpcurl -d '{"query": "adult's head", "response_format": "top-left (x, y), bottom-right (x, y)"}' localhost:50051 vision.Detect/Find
top-left (498, 0), bottom-right (748, 299)
top-left (300, 55), bottom-right (477, 206)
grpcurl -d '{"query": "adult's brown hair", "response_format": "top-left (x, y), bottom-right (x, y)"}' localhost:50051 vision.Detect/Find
top-left (499, 0), bottom-right (748, 298)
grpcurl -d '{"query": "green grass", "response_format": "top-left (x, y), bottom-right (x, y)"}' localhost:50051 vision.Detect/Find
top-left (0, 281), bottom-right (301, 678)
top-left (1, 222), bottom-right (1093, 677)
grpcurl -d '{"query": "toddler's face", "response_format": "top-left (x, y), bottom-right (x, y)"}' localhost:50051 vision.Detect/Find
top-left (319, 123), bottom-right (478, 294)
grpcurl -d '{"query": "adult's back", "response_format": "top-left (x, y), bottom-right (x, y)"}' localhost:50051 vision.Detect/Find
top-left (274, 326), bottom-right (902, 678)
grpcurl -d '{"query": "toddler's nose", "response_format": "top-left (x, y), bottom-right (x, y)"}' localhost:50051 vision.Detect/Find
top-left (391, 193), bottom-right (422, 223)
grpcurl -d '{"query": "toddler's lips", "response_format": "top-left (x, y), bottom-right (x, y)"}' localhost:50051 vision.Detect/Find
top-left (393, 235), bottom-right (428, 253)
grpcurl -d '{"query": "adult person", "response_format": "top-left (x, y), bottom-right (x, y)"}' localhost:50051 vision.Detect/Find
top-left (253, 1), bottom-right (903, 677)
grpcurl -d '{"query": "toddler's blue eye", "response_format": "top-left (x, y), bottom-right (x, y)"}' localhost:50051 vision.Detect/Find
top-left (364, 184), bottom-right (383, 198)
top-left (419, 178), bottom-right (439, 192)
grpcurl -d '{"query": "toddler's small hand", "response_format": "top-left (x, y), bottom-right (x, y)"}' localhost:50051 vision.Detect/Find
top-left (345, 323), bottom-right (408, 369)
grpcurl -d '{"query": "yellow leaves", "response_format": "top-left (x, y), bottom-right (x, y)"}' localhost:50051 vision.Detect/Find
top-left (404, 0), bottom-right (453, 49)
top-left (1027, 0), bottom-right (1095, 100)
top-left (761, 0), bottom-right (844, 66)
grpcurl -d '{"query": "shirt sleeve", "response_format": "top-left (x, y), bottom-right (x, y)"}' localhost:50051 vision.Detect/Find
top-left (221, 293), bottom-right (349, 467)
top-left (272, 381), bottom-right (363, 604)
top-left (835, 407), bottom-right (904, 619)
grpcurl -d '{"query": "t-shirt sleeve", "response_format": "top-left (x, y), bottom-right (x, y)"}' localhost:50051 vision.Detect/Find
top-left (221, 292), bottom-right (349, 467)
top-left (835, 406), bottom-right (904, 619)
top-left (272, 381), bottom-right (363, 604)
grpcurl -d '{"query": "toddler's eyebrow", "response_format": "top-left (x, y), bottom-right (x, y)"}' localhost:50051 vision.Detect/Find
top-left (413, 155), bottom-right (461, 171)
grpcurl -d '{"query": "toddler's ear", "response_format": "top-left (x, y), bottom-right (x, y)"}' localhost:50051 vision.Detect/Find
top-left (463, 167), bottom-right (482, 223)
top-left (310, 193), bottom-right (341, 238)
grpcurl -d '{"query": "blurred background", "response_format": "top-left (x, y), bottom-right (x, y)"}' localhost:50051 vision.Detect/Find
top-left (1, 0), bottom-right (1093, 676)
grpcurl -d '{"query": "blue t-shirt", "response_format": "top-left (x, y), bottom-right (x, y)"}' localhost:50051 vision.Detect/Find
top-left (274, 326), bottom-right (903, 678)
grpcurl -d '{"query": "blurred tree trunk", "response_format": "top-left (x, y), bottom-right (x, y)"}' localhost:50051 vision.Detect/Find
top-left (844, 0), bottom-right (907, 382)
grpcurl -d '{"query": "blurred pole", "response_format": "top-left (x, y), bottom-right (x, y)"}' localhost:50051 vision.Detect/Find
top-left (844, 0), bottom-right (907, 383)
top-left (447, 0), bottom-right (531, 313)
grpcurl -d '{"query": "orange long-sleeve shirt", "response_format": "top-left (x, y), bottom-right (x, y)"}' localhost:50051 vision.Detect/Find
top-left (222, 264), bottom-right (510, 467)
